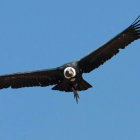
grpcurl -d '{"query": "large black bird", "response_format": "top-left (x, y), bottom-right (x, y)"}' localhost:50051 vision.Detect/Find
top-left (0, 16), bottom-right (140, 103)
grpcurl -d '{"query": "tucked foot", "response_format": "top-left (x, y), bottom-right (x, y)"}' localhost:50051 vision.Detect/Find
top-left (72, 87), bottom-right (79, 104)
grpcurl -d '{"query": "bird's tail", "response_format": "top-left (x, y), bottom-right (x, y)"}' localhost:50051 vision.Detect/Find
top-left (75, 79), bottom-right (92, 91)
top-left (52, 79), bottom-right (92, 92)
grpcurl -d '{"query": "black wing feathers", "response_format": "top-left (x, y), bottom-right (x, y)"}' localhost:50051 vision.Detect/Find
top-left (0, 68), bottom-right (63, 90)
top-left (78, 16), bottom-right (140, 73)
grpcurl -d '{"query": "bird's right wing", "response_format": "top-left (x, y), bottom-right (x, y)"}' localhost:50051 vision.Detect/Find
top-left (77, 16), bottom-right (140, 73)
top-left (0, 68), bottom-right (63, 90)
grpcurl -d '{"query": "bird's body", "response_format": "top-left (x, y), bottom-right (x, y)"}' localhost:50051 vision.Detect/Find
top-left (52, 63), bottom-right (92, 102)
top-left (0, 16), bottom-right (140, 103)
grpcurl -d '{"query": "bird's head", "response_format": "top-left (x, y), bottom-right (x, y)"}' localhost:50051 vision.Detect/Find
top-left (64, 67), bottom-right (76, 79)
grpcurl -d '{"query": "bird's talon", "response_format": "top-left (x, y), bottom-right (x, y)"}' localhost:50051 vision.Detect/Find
top-left (72, 87), bottom-right (80, 103)
top-left (74, 93), bottom-right (79, 104)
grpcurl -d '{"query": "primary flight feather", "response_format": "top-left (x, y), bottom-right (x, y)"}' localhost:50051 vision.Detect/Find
top-left (0, 16), bottom-right (140, 103)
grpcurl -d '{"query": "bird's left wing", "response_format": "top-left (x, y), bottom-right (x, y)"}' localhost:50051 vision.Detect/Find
top-left (0, 68), bottom-right (63, 90)
top-left (77, 16), bottom-right (140, 73)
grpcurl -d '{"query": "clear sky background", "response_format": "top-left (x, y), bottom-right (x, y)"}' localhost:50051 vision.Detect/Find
top-left (0, 0), bottom-right (140, 140)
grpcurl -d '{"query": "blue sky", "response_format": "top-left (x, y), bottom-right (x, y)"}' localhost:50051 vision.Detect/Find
top-left (0, 0), bottom-right (140, 140)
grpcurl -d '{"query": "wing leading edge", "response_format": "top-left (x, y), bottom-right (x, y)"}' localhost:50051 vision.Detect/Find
top-left (78, 16), bottom-right (140, 73)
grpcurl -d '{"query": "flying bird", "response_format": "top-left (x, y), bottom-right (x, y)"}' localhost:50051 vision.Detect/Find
top-left (0, 16), bottom-right (140, 103)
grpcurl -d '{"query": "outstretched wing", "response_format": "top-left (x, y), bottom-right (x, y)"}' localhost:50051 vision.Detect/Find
top-left (0, 68), bottom-right (63, 90)
top-left (78, 16), bottom-right (140, 73)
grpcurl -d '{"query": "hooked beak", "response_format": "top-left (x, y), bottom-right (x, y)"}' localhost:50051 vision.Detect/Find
top-left (66, 70), bottom-right (73, 77)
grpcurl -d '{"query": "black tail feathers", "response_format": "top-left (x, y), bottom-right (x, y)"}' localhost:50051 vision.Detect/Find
top-left (76, 79), bottom-right (92, 91)
top-left (52, 79), bottom-right (92, 92)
